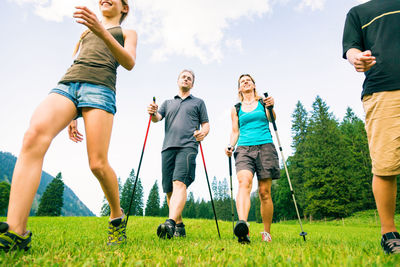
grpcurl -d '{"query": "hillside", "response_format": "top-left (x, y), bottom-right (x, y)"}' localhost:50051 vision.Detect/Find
top-left (0, 151), bottom-right (94, 216)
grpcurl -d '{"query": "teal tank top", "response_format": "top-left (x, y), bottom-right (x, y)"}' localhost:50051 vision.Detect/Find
top-left (237, 102), bottom-right (273, 146)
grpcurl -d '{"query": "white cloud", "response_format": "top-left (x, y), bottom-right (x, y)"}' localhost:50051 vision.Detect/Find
top-left (225, 39), bottom-right (243, 52)
top-left (13, 0), bottom-right (98, 22)
top-left (11, 0), bottom-right (336, 63)
top-left (10, 0), bottom-right (271, 63)
top-left (356, 0), bottom-right (370, 3)
top-left (297, 0), bottom-right (325, 11)
top-left (131, 0), bottom-right (271, 63)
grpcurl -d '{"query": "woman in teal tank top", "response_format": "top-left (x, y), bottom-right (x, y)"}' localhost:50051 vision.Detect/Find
top-left (0, 0), bottom-right (137, 252)
top-left (225, 74), bottom-right (280, 244)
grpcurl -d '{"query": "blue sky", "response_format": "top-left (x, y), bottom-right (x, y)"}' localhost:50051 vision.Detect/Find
top-left (1, 0), bottom-right (368, 215)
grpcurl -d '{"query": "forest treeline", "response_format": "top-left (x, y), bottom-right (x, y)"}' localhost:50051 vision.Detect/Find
top-left (100, 96), bottom-right (400, 221)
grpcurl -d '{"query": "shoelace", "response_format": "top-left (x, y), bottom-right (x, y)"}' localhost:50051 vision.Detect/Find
top-left (385, 239), bottom-right (400, 253)
top-left (260, 231), bottom-right (271, 242)
top-left (110, 224), bottom-right (125, 234)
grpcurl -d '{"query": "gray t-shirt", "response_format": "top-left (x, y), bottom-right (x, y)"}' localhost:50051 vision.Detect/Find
top-left (159, 94), bottom-right (209, 151)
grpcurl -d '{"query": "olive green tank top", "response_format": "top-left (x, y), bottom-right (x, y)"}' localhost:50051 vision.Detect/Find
top-left (59, 26), bottom-right (124, 92)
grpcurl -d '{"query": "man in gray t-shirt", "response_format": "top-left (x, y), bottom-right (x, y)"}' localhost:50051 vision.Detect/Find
top-left (147, 69), bottom-right (209, 239)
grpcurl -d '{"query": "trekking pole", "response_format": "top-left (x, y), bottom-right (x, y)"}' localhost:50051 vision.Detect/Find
top-left (126, 97), bottom-right (156, 224)
top-left (199, 142), bottom-right (221, 239)
top-left (228, 146), bottom-right (235, 238)
top-left (264, 92), bottom-right (307, 241)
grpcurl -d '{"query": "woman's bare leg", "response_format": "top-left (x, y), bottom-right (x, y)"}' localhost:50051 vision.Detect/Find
top-left (82, 108), bottom-right (122, 219)
top-left (7, 93), bottom-right (77, 234)
top-left (258, 178), bottom-right (273, 233)
top-left (236, 170), bottom-right (253, 221)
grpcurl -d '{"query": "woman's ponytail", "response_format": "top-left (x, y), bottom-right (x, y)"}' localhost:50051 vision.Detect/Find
top-left (72, 29), bottom-right (91, 57)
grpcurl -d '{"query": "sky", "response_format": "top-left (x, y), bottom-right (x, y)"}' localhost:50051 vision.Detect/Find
top-left (1, 0), bottom-right (369, 216)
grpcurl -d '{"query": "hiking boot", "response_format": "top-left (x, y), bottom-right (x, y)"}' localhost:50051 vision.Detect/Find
top-left (157, 219), bottom-right (175, 239)
top-left (174, 223), bottom-right (186, 238)
top-left (234, 220), bottom-right (250, 244)
top-left (0, 222), bottom-right (32, 252)
top-left (107, 213), bottom-right (127, 245)
top-left (381, 232), bottom-right (400, 254)
top-left (261, 231), bottom-right (272, 242)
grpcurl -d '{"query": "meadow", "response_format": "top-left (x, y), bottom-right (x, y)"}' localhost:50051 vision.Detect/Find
top-left (1, 210), bottom-right (400, 266)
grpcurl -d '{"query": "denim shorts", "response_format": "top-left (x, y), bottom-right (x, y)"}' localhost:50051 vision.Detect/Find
top-left (161, 147), bottom-right (198, 193)
top-left (50, 82), bottom-right (116, 118)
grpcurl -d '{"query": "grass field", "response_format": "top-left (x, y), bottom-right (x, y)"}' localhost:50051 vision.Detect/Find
top-left (1, 210), bottom-right (400, 266)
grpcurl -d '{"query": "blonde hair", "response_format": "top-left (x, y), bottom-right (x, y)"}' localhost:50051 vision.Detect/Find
top-left (72, 0), bottom-right (130, 57)
top-left (237, 74), bottom-right (261, 102)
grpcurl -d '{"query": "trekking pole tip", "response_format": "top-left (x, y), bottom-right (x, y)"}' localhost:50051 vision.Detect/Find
top-left (300, 231), bottom-right (307, 241)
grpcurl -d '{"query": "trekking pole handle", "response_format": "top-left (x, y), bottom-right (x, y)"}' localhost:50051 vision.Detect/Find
top-left (228, 145), bottom-right (233, 176)
top-left (263, 92), bottom-right (277, 130)
top-left (151, 96), bottom-right (156, 116)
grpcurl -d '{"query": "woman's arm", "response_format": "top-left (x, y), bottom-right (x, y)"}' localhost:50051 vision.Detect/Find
top-left (73, 6), bottom-right (137, 70)
top-left (226, 107), bottom-right (239, 157)
top-left (68, 120), bottom-right (84, 143)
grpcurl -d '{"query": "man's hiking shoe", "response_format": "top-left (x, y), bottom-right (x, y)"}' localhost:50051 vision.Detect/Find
top-left (381, 232), bottom-right (400, 254)
top-left (107, 213), bottom-right (127, 245)
top-left (261, 231), bottom-right (272, 242)
top-left (0, 222), bottom-right (32, 252)
top-left (157, 219), bottom-right (175, 239)
top-left (234, 220), bottom-right (250, 244)
top-left (174, 223), bottom-right (186, 238)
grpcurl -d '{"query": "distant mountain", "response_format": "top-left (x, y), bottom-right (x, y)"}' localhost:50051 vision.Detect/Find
top-left (0, 151), bottom-right (94, 216)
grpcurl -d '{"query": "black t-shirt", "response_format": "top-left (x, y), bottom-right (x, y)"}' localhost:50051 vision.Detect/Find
top-left (342, 0), bottom-right (400, 99)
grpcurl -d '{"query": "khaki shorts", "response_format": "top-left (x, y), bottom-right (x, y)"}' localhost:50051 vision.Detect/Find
top-left (363, 90), bottom-right (400, 176)
top-left (234, 143), bottom-right (280, 180)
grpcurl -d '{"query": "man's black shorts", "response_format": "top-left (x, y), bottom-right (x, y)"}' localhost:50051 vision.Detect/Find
top-left (161, 147), bottom-right (198, 193)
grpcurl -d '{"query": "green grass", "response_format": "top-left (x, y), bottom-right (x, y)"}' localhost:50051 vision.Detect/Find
top-left (1, 211), bottom-right (400, 266)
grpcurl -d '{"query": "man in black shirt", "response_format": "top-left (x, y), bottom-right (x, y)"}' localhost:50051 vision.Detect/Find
top-left (343, 0), bottom-right (400, 254)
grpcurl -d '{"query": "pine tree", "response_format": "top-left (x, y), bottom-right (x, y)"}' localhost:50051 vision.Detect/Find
top-left (197, 198), bottom-right (212, 219)
top-left (0, 181), bottom-right (11, 216)
top-left (100, 177), bottom-right (122, 216)
top-left (340, 107), bottom-right (374, 212)
top-left (216, 177), bottom-right (232, 221)
top-left (291, 101), bottom-right (308, 149)
top-left (160, 195), bottom-right (169, 217)
top-left (248, 191), bottom-right (258, 221)
top-left (121, 169), bottom-right (144, 216)
top-left (145, 180), bottom-right (160, 216)
top-left (36, 172), bottom-right (64, 216)
top-left (287, 101), bottom-right (309, 213)
top-left (302, 96), bottom-right (349, 219)
top-left (183, 192), bottom-right (196, 218)
top-left (272, 169), bottom-right (296, 221)
top-left (100, 196), bottom-right (111, 216)
top-left (212, 176), bottom-right (218, 199)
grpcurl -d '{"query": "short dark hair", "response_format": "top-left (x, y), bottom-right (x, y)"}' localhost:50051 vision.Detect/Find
top-left (178, 69), bottom-right (195, 85)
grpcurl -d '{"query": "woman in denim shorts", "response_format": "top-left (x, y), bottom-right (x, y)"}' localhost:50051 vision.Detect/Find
top-left (0, 0), bottom-right (137, 251)
top-left (225, 74), bottom-right (280, 244)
